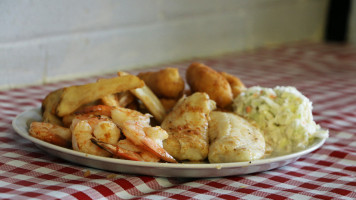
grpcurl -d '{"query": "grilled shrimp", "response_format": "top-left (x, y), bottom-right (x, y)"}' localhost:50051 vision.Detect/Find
top-left (111, 107), bottom-right (177, 163)
top-left (70, 115), bottom-right (121, 157)
top-left (29, 122), bottom-right (72, 147)
top-left (91, 138), bottom-right (160, 162)
top-left (69, 105), bottom-right (176, 163)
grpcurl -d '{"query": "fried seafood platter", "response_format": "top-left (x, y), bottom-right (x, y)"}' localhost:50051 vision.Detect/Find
top-left (29, 62), bottom-right (327, 164)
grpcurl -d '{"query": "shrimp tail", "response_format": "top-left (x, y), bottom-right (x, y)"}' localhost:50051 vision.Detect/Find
top-left (90, 138), bottom-right (144, 161)
top-left (141, 138), bottom-right (177, 163)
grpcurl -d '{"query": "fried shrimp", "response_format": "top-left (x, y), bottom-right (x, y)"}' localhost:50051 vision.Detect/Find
top-left (138, 67), bottom-right (185, 99)
top-left (186, 62), bottom-right (233, 108)
top-left (219, 71), bottom-right (246, 98)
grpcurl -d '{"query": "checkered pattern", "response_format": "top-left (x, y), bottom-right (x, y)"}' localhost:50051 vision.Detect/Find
top-left (1, 43), bottom-right (356, 199)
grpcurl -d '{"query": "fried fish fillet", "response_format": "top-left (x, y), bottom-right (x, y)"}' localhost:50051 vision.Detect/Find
top-left (208, 111), bottom-right (265, 163)
top-left (161, 92), bottom-right (216, 161)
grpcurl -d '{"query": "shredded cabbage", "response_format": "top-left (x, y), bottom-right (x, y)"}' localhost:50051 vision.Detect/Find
top-left (233, 86), bottom-right (328, 156)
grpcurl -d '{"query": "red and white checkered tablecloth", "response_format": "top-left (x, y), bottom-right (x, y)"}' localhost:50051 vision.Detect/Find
top-left (1, 43), bottom-right (356, 199)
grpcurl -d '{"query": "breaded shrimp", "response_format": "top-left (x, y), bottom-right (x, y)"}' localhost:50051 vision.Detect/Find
top-left (138, 67), bottom-right (185, 99)
top-left (186, 62), bottom-right (233, 108)
top-left (219, 71), bottom-right (246, 98)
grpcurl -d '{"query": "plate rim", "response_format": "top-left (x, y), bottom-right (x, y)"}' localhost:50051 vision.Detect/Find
top-left (12, 107), bottom-right (327, 170)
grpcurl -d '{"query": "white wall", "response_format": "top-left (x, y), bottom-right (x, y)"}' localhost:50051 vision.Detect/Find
top-left (0, 0), bottom-right (329, 90)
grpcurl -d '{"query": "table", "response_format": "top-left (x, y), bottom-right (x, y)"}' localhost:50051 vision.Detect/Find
top-left (1, 43), bottom-right (355, 199)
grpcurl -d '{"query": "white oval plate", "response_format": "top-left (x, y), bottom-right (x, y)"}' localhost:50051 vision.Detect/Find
top-left (12, 107), bottom-right (327, 178)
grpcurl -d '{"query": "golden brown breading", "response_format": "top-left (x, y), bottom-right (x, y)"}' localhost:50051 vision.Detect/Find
top-left (137, 67), bottom-right (185, 99)
top-left (219, 71), bottom-right (246, 98)
top-left (186, 62), bottom-right (233, 108)
top-left (159, 98), bottom-right (178, 113)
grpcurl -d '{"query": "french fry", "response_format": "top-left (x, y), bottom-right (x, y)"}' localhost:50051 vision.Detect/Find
top-left (101, 93), bottom-right (120, 107)
top-left (116, 91), bottom-right (136, 107)
top-left (56, 75), bottom-right (144, 117)
top-left (118, 72), bottom-right (166, 123)
top-left (42, 88), bottom-right (64, 126)
top-left (130, 85), bottom-right (166, 123)
top-left (101, 91), bottom-right (135, 108)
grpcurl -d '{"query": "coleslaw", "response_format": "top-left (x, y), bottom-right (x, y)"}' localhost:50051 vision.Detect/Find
top-left (233, 86), bottom-right (328, 156)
